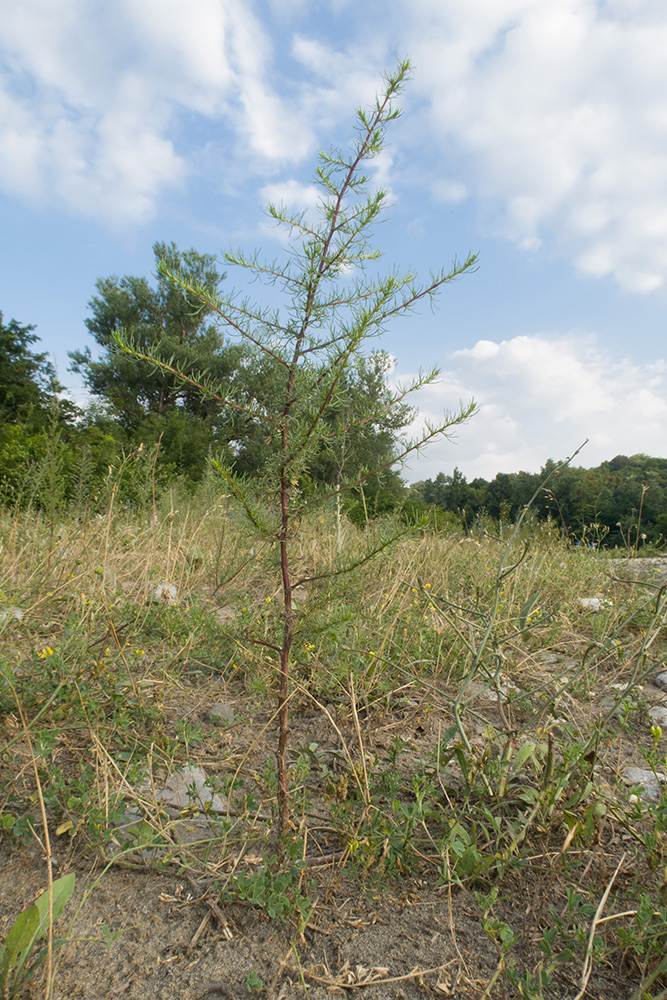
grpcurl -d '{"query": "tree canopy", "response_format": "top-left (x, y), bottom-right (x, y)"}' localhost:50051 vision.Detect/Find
top-left (410, 454), bottom-right (667, 546)
top-left (0, 312), bottom-right (58, 425)
top-left (69, 242), bottom-right (243, 433)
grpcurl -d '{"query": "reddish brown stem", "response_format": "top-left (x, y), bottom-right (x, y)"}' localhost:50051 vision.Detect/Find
top-left (277, 466), bottom-right (293, 840)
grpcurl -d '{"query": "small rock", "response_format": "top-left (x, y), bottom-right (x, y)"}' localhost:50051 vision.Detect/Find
top-left (479, 682), bottom-right (518, 703)
top-left (170, 816), bottom-right (216, 846)
top-left (107, 807), bottom-right (166, 862)
top-left (622, 767), bottom-right (666, 802)
top-left (654, 671), bottom-right (667, 691)
top-left (155, 765), bottom-right (228, 813)
top-left (536, 651), bottom-right (561, 664)
top-left (291, 585), bottom-right (308, 607)
top-left (0, 607), bottom-right (24, 623)
top-left (108, 806), bottom-right (222, 861)
top-left (209, 702), bottom-right (235, 726)
top-left (648, 706), bottom-right (667, 727)
top-left (577, 597), bottom-right (611, 611)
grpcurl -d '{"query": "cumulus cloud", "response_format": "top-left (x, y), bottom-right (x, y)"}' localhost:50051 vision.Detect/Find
top-left (0, 0), bottom-right (313, 224)
top-left (3, 0), bottom-right (667, 296)
top-left (260, 179), bottom-right (320, 210)
top-left (400, 333), bottom-right (667, 480)
top-left (403, 0), bottom-right (667, 292)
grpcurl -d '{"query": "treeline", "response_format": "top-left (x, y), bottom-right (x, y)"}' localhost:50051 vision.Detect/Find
top-left (0, 243), bottom-right (408, 519)
top-left (410, 457), bottom-right (667, 547)
top-left (2, 241), bottom-right (665, 545)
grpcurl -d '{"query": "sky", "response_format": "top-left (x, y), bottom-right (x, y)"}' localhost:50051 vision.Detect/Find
top-left (1, 0), bottom-right (666, 483)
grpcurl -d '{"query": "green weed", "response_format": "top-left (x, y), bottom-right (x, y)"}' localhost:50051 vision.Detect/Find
top-left (0, 873), bottom-right (75, 999)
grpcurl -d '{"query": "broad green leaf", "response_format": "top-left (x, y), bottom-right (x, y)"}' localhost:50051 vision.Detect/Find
top-left (0, 905), bottom-right (41, 991)
top-left (34, 873), bottom-right (76, 933)
top-left (0, 874), bottom-right (75, 994)
top-left (511, 741), bottom-right (537, 774)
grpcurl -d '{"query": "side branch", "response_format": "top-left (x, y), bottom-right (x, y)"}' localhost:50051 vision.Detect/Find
top-left (159, 266), bottom-right (291, 369)
top-left (114, 338), bottom-right (277, 424)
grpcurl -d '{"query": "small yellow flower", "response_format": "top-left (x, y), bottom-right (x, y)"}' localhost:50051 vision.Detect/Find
top-left (369, 650), bottom-right (376, 656)
top-left (38, 646), bottom-right (54, 659)
top-left (265, 597), bottom-right (272, 603)
top-left (424, 583), bottom-right (431, 589)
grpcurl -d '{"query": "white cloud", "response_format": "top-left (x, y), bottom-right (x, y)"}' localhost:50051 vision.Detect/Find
top-left (400, 332), bottom-right (667, 480)
top-left (0, 0), bottom-right (313, 224)
top-left (403, 0), bottom-right (667, 292)
top-left (431, 178), bottom-right (468, 204)
top-left (259, 179), bottom-right (320, 213)
top-left (2, 0), bottom-right (667, 298)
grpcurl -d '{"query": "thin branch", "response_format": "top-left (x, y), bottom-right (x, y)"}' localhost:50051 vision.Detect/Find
top-left (294, 524), bottom-right (414, 588)
top-left (158, 266), bottom-right (291, 368)
top-left (294, 400), bottom-right (478, 515)
top-left (113, 340), bottom-right (278, 423)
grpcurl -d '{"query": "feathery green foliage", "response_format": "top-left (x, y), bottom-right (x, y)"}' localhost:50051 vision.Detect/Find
top-left (113, 60), bottom-right (480, 836)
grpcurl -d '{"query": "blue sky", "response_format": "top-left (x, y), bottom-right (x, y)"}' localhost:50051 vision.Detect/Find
top-left (1, 0), bottom-right (666, 481)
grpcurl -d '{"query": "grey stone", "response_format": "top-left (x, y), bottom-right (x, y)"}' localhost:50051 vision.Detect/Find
top-left (209, 702), bottom-right (235, 726)
top-left (107, 805), bottom-right (227, 861)
top-left (648, 706), bottom-right (667, 727)
top-left (107, 807), bottom-right (167, 862)
top-left (0, 607), bottom-right (24, 623)
top-left (478, 679), bottom-right (519, 703)
top-left (577, 597), bottom-right (602, 611)
top-left (622, 767), bottom-right (666, 802)
top-left (654, 671), bottom-right (667, 691)
top-left (155, 764), bottom-right (228, 813)
top-left (169, 815), bottom-right (216, 846)
top-left (291, 586), bottom-right (308, 607)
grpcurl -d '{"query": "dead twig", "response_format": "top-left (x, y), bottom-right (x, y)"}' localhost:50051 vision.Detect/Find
top-left (574, 853), bottom-right (626, 1000)
top-left (282, 960), bottom-right (457, 990)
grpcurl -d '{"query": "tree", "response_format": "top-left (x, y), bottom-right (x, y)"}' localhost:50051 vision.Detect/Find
top-left (69, 242), bottom-right (244, 437)
top-left (0, 312), bottom-right (57, 424)
top-left (308, 350), bottom-right (413, 487)
top-left (230, 348), bottom-right (412, 491)
top-left (0, 312), bottom-right (84, 507)
top-left (118, 61), bottom-right (478, 838)
top-left (71, 243), bottom-right (416, 484)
